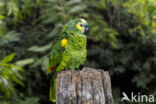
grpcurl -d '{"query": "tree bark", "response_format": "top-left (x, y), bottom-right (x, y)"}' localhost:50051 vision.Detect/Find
top-left (56, 67), bottom-right (114, 104)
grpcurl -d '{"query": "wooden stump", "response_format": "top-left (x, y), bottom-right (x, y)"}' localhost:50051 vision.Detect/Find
top-left (56, 67), bottom-right (114, 104)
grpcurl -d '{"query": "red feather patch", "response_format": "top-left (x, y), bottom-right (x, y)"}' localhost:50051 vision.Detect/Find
top-left (50, 67), bottom-right (54, 72)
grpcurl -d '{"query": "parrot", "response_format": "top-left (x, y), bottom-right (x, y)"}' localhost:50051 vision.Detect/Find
top-left (48, 18), bottom-right (89, 102)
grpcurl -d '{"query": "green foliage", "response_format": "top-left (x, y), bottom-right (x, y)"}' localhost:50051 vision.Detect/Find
top-left (0, 0), bottom-right (155, 104)
top-left (0, 31), bottom-right (21, 45)
top-left (15, 58), bottom-right (34, 67)
top-left (0, 53), bottom-right (24, 97)
top-left (16, 97), bottom-right (39, 104)
top-left (0, 97), bottom-right (39, 104)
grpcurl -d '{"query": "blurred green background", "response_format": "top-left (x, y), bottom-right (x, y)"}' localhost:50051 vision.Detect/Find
top-left (0, 0), bottom-right (155, 104)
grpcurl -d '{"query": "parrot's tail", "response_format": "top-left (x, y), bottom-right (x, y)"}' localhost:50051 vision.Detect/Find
top-left (49, 67), bottom-right (57, 102)
top-left (50, 80), bottom-right (56, 102)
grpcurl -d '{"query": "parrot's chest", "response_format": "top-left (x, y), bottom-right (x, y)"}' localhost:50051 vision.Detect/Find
top-left (68, 48), bottom-right (86, 68)
top-left (65, 44), bottom-right (86, 69)
top-left (65, 35), bottom-right (87, 69)
top-left (70, 49), bottom-right (86, 60)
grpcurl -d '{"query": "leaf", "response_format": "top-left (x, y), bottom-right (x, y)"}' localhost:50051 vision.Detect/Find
top-left (68, 4), bottom-right (86, 14)
top-left (18, 97), bottom-right (39, 104)
top-left (47, 23), bottom-right (63, 38)
top-left (15, 58), bottom-right (34, 67)
top-left (1, 53), bottom-right (16, 64)
top-left (7, 2), bottom-right (19, 16)
top-left (9, 64), bottom-right (24, 72)
top-left (0, 15), bottom-right (5, 20)
top-left (65, 0), bottom-right (81, 6)
top-left (41, 55), bottom-right (49, 71)
top-left (9, 74), bottom-right (24, 86)
top-left (42, 14), bottom-right (58, 24)
top-left (0, 31), bottom-right (21, 45)
top-left (36, 0), bottom-right (43, 6)
top-left (98, 0), bottom-right (106, 9)
top-left (30, 55), bottom-right (48, 72)
top-left (28, 43), bottom-right (51, 52)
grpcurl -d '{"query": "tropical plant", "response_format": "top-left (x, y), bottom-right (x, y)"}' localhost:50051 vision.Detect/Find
top-left (0, 53), bottom-right (24, 98)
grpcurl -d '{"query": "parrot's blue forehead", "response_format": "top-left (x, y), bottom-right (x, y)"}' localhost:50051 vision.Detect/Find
top-left (80, 19), bottom-right (87, 23)
top-left (84, 22), bottom-right (88, 27)
top-left (80, 19), bottom-right (88, 27)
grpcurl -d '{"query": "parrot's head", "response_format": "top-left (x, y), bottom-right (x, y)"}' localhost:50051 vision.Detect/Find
top-left (63, 18), bottom-right (89, 35)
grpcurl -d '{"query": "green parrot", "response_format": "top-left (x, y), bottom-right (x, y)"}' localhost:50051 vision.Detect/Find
top-left (48, 18), bottom-right (89, 102)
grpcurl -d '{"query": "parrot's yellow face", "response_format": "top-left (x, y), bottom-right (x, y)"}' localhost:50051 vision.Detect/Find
top-left (76, 19), bottom-right (89, 35)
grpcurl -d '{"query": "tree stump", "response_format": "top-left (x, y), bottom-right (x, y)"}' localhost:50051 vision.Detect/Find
top-left (56, 67), bottom-right (114, 104)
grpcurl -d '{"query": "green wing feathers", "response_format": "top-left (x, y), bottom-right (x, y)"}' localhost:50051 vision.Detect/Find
top-left (48, 37), bottom-right (65, 102)
top-left (49, 39), bottom-right (64, 69)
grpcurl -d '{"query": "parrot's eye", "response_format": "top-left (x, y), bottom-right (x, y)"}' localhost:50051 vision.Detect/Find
top-left (80, 24), bottom-right (83, 27)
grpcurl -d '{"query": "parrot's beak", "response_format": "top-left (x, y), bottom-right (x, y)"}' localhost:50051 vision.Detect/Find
top-left (84, 27), bottom-right (89, 35)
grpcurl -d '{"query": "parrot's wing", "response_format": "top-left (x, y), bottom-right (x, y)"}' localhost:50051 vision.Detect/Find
top-left (49, 37), bottom-right (65, 70)
top-left (48, 36), bottom-right (66, 102)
